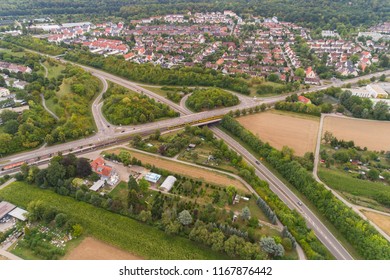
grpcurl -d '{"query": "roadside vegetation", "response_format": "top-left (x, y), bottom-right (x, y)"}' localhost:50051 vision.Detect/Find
top-left (275, 87), bottom-right (390, 121)
top-left (319, 132), bottom-right (390, 210)
top-left (186, 88), bottom-right (239, 112)
top-left (142, 86), bottom-right (192, 103)
top-left (102, 83), bottom-right (179, 125)
top-left (133, 126), bottom-right (331, 259)
top-left (220, 115), bottom-right (390, 259)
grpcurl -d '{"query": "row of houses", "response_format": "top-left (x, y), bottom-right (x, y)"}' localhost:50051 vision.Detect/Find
top-left (0, 62), bottom-right (32, 74)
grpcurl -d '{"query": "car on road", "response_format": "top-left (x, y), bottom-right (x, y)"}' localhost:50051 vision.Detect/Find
top-left (297, 201), bottom-right (303, 206)
top-left (121, 130), bottom-right (125, 133)
top-left (255, 160), bottom-right (260, 165)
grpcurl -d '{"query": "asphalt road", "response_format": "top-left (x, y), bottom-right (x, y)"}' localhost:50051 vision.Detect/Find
top-left (1, 49), bottom-right (390, 259)
top-left (210, 126), bottom-right (353, 260)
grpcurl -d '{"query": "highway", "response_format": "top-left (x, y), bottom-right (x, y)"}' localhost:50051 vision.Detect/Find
top-left (210, 126), bottom-right (353, 260)
top-left (1, 50), bottom-right (390, 259)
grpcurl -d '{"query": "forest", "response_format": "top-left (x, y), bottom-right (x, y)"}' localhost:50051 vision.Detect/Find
top-left (186, 88), bottom-right (239, 112)
top-left (64, 50), bottom-right (251, 94)
top-left (102, 83), bottom-right (179, 125)
top-left (0, 47), bottom-right (101, 156)
top-left (1, 1), bottom-right (389, 31)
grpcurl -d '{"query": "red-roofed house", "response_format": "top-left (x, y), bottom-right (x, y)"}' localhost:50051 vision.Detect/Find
top-left (90, 157), bottom-right (118, 185)
top-left (305, 67), bottom-right (316, 78)
top-left (298, 95), bottom-right (312, 104)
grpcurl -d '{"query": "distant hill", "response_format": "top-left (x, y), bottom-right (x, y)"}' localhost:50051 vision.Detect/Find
top-left (1, 0), bottom-right (389, 30)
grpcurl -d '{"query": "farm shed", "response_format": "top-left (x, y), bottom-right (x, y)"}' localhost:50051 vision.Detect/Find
top-left (8, 207), bottom-right (28, 221)
top-left (160, 176), bottom-right (177, 192)
top-left (0, 201), bottom-right (16, 219)
top-left (89, 179), bottom-right (105, 192)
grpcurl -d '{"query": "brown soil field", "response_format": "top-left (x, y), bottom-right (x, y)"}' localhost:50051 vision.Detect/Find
top-left (362, 211), bottom-right (390, 236)
top-left (238, 111), bottom-right (320, 156)
top-left (107, 148), bottom-right (247, 192)
top-left (65, 237), bottom-right (143, 260)
top-left (323, 116), bottom-right (390, 151)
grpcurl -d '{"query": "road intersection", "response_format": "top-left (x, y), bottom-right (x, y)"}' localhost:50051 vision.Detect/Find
top-left (1, 52), bottom-right (390, 259)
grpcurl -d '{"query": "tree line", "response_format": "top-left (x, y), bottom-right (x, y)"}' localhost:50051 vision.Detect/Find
top-left (64, 50), bottom-right (251, 94)
top-left (220, 115), bottom-right (390, 259)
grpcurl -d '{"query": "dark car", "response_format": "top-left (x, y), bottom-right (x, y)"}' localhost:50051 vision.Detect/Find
top-left (255, 160), bottom-right (260, 165)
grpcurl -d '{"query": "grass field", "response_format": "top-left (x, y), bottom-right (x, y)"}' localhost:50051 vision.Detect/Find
top-left (141, 86), bottom-right (173, 98)
top-left (362, 211), bottom-right (390, 236)
top-left (0, 182), bottom-right (227, 260)
top-left (43, 61), bottom-right (66, 79)
top-left (108, 148), bottom-right (248, 192)
top-left (237, 110), bottom-right (320, 156)
top-left (323, 116), bottom-right (390, 151)
top-left (318, 167), bottom-right (390, 211)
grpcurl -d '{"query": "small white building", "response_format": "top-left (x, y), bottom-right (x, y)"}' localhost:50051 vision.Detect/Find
top-left (160, 176), bottom-right (177, 192)
top-left (8, 207), bottom-right (28, 221)
top-left (350, 84), bottom-right (389, 99)
top-left (89, 179), bottom-right (105, 192)
top-left (0, 87), bottom-right (10, 97)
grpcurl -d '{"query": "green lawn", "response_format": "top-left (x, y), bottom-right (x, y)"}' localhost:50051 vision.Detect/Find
top-left (109, 181), bottom-right (127, 202)
top-left (57, 78), bottom-right (72, 97)
top-left (0, 182), bottom-right (227, 260)
top-left (141, 86), bottom-right (172, 98)
top-left (228, 195), bottom-right (271, 223)
top-left (0, 49), bottom-right (25, 58)
top-left (43, 61), bottom-right (66, 79)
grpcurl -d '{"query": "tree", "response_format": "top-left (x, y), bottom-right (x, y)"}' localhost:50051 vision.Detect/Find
top-left (224, 235), bottom-right (246, 258)
top-left (368, 169), bottom-right (380, 180)
top-left (55, 213), bottom-right (68, 228)
top-left (75, 189), bottom-right (85, 201)
top-left (128, 175), bottom-right (140, 192)
top-left (46, 161), bottom-right (66, 187)
top-left (259, 237), bottom-right (285, 257)
top-left (138, 178), bottom-right (150, 193)
top-left (71, 224), bottom-right (84, 238)
top-left (323, 131), bottom-right (334, 144)
top-left (27, 200), bottom-right (45, 222)
top-left (139, 210), bottom-right (152, 223)
top-left (226, 185), bottom-right (237, 204)
top-left (209, 231), bottom-right (225, 252)
top-left (294, 68), bottom-right (305, 78)
top-left (132, 134), bottom-right (142, 146)
top-left (76, 158), bottom-right (92, 177)
top-left (165, 221), bottom-right (181, 235)
top-left (267, 73), bottom-right (280, 82)
top-left (241, 206), bottom-right (251, 220)
top-left (373, 101), bottom-right (389, 120)
top-left (177, 210), bottom-right (193, 226)
top-left (3, 120), bottom-right (19, 135)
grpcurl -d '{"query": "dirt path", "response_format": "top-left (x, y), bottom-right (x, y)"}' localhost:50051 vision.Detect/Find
top-left (313, 114), bottom-right (390, 243)
top-left (65, 237), bottom-right (143, 260)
